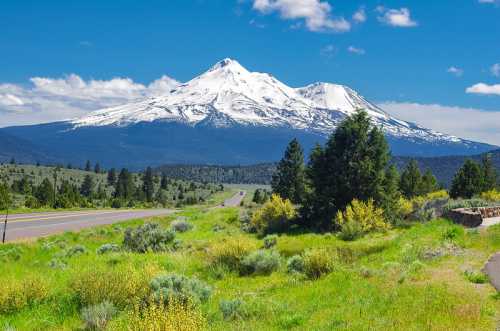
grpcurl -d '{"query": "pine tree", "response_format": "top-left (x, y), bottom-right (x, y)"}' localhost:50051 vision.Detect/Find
top-left (304, 110), bottom-right (390, 230)
top-left (107, 168), bottom-right (117, 186)
top-left (10, 158), bottom-right (15, 165)
top-left (115, 168), bottom-right (135, 200)
top-left (85, 160), bottom-right (91, 172)
top-left (94, 163), bottom-right (101, 174)
top-left (142, 167), bottom-right (154, 202)
top-left (0, 182), bottom-right (12, 210)
top-left (420, 169), bottom-right (438, 195)
top-left (80, 175), bottom-right (95, 198)
top-left (450, 159), bottom-right (483, 199)
top-left (399, 160), bottom-right (422, 199)
top-left (271, 138), bottom-right (306, 204)
top-left (381, 165), bottom-right (401, 223)
top-left (481, 153), bottom-right (497, 191)
top-left (160, 173), bottom-right (169, 190)
top-left (35, 178), bottom-right (55, 206)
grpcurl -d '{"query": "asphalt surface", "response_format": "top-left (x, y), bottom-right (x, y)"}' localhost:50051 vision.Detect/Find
top-left (0, 209), bottom-right (174, 242)
top-left (221, 190), bottom-right (246, 207)
top-left (480, 216), bottom-right (500, 228)
top-left (484, 253), bottom-right (500, 292)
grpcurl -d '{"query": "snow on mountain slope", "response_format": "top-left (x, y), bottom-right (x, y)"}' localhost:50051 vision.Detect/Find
top-left (72, 58), bottom-right (462, 144)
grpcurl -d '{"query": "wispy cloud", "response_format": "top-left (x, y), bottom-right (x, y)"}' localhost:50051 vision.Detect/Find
top-left (347, 45), bottom-right (365, 55)
top-left (466, 83), bottom-right (500, 96)
top-left (377, 7), bottom-right (418, 27)
top-left (251, 0), bottom-right (351, 32)
top-left (0, 74), bottom-right (179, 127)
top-left (447, 66), bottom-right (464, 77)
top-left (320, 44), bottom-right (337, 58)
top-left (380, 101), bottom-right (500, 145)
top-left (352, 7), bottom-right (366, 24)
top-left (491, 63), bottom-right (500, 77)
top-left (78, 41), bottom-right (93, 47)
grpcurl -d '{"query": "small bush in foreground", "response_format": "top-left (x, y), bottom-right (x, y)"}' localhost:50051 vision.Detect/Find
top-left (207, 237), bottom-right (257, 272)
top-left (81, 301), bottom-right (117, 330)
top-left (250, 194), bottom-right (296, 235)
top-left (263, 234), bottom-right (278, 249)
top-left (170, 220), bottom-right (193, 233)
top-left (336, 199), bottom-right (389, 240)
top-left (123, 223), bottom-right (175, 253)
top-left (286, 255), bottom-right (305, 274)
top-left (65, 244), bottom-right (87, 257)
top-left (302, 249), bottom-right (334, 279)
top-left (0, 278), bottom-right (48, 314)
top-left (219, 299), bottom-right (248, 321)
top-left (115, 298), bottom-right (206, 331)
top-left (241, 250), bottom-right (280, 276)
top-left (97, 243), bottom-right (120, 255)
top-left (150, 274), bottom-right (211, 306)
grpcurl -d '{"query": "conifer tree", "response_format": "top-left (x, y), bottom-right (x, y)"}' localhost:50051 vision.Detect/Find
top-left (271, 138), bottom-right (306, 204)
top-left (107, 168), bottom-right (117, 186)
top-left (0, 182), bottom-right (11, 210)
top-left (420, 169), bottom-right (438, 195)
top-left (160, 173), bottom-right (169, 190)
top-left (85, 160), bottom-right (91, 172)
top-left (35, 178), bottom-right (55, 206)
top-left (481, 153), bottom-right (497, 191)
top-left (142, 167), bottom-right (154, 202)
top-left (381, 165), bottom-right (401, 223)
top-left (80, 175), bottom-right (95, 198)
top-left (399, 160), bottom-right (422, 199)
top-left (94, 163), bottom-right (101, 174)
top-left (450, 159), bottom-right (483, 199)
top-left (114, 168), bottom-right (135, 200)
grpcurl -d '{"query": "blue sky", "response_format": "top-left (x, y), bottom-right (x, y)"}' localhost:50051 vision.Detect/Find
top-left (1, 0), bottom-right (500, 144)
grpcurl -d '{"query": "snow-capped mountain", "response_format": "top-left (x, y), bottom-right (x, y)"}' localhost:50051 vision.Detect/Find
top-left (71, 58), bottom-right (462, 145)
top-left (1, 59), bottom-right (496, 168)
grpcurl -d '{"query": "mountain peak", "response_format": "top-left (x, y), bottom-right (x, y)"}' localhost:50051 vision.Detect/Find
top-left (209, 58), bottom-right (247, 73)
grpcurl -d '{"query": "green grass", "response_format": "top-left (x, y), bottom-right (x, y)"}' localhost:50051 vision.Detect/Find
top-left (0, 203), bottom-right (499, 330)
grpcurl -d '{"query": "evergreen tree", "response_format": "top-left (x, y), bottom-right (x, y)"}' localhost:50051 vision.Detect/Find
top-left (304, 110), bottom-right (390, 230)
top-left (420, 169), bottom-right (438, 195)
top-left (450, 159), bottom-right (483, 199)
top-left (160, 173), bottom-right (169, 190)
top-left (381, 165), bottom-right (401, 223)
top-left (94, 163), bottom-right (101, 174)
top-left (481, 153), bottom-right (497, 191)
top-left (399, 160), bottom-right (422, 199)
top-left (85, 160), bottom-right (91, 172)
top-left (142, 167), bottom-right (154, 202)
top-left (271, 138), bottom-right (306, 204)
top-left (114, 168), bottom-right (135, 200)
top-left (107, 168), bottom-right (117, 186)
top-left (0, 182), bottom-right (11, 210)
top-left (35, 178), bottom-right (55, 206)
top-left (80, 175), bottom-right (95, 198)
top-left (10, 158), bottom-right (15, 165)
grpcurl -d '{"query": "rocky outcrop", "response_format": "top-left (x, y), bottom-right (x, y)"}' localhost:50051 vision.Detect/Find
top-left (444, 208), bottom-right (483, 227)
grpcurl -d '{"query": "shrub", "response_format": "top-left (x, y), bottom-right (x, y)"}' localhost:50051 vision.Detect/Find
top-left (442, 226), bottom-right (464, 241)
top-left (302, 249), bottom-right (334, 280)
top-left (464, 270), bottom-right (489, 284)
top-left (425, 190), bottom-right (449, 200)
top-left (263, 234), bottom-right (278, 249)
top-left (207, 237), bottom-right (257, 272)
top-left (444, 199), bottom-right (490, 212)
top-left (123, 223), bottom-right (175, 253)
top-left (241, 250), bottom-right (280, 276)
top-left (0, 247), bottom-right (22, 262)
top-left (480, 189), bottom-right (500, 202)
top-left (170, 220), bottom-right (193, 233)
top-left (81, 301), bottom-right (117, 330)
top-left (71, 265), bottom-right (151, 308)
top-left (97, 243), bottom-right (121, 255)
top-left (117, 297), bottom-right (206, 331)
top-left (48, 258), bottom-right (67, 269)
top-left (24, 195), bottom-right (39, 208)
top-left (219, 299), bottom-right (248, 320)
top-left (250, 194), bottom-right (296, 235)
top-left (150, 274), bottom-right (211, 306)
top-left (336, 199), bottom-right (389, 240)
top-left (0, 278), bottom-right (48, 314)
top-left (286, 255), bottom-right (305, 274)
top-left (65, 244), bottom-right (87, 257)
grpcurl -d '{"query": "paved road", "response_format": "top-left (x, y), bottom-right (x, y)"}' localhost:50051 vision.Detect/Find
top-left (0, 209), bottom-right (174, 242)
top-left (221, 191), bottom-right (246, 207)
top-left (480, 216), bottom-right (500, 229)
top-left (484, 253), bottom-right (500, 292)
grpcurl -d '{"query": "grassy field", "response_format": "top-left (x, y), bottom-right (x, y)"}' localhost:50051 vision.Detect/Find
top-left (0, 196), bottom-right (499, 330)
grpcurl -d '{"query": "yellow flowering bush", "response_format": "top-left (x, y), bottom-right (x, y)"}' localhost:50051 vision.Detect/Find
top-left (336, 199), bottom-right (390, 240)
top-left (207, 236), bottom-right (257, 272)
top-left (480, 189), bottom-right (500, 202)
top-left (250, 194), bottom-right (297, 235)
top-left (0, 277), bottom-right (48, 314)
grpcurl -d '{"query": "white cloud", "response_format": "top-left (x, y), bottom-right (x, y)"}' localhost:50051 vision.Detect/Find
top-left (347, 45), bottom-right (365, 55)
top-left (252, 0), bottom-right (351, 32)
top-left (378, 8), bottom-right (418, 27)
top-left (320, 44), bottom-right (337, 58)
top-left (380, 101), bottom-right (500, 145)
top-left (491, 63), bottom-right (500, 77)
top-left (466, 83), bottom-right (500, 96)
top-left (0, 74), bottom-right (179, 127)
top-left (447, 66), bottom-right (464, 77)
top-left (478, 0), bottom-right (498, 3)
top-left (352, 8), bottom-right (366, 23)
